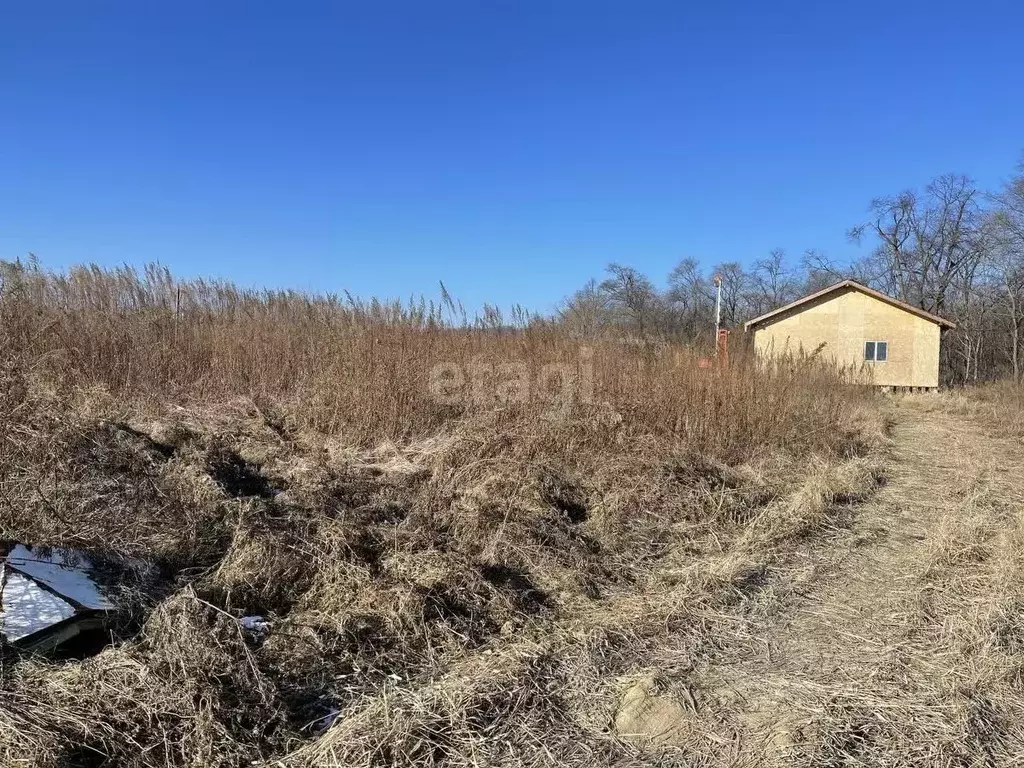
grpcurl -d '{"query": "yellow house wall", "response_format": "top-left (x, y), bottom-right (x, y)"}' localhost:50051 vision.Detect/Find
top-left (752, 288), bottom-right (941, 387)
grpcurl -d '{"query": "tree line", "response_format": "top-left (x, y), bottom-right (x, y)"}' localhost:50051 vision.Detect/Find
top-left (558, 159), bottom-right (1024, 385)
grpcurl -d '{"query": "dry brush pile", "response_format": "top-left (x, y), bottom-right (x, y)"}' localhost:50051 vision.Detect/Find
top-left (0, 262), bottom-right (886, 767)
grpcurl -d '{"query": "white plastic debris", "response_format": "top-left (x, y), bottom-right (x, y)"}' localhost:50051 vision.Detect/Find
top-left (240, 615), bottom-right (271, 635)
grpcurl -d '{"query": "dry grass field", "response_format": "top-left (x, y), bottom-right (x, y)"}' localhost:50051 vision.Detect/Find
top-left (2, 261), bottom-right (1024, 767)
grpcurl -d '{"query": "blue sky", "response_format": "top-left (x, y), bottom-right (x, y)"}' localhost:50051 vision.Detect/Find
top-left (2, 1), bottom-right (1022, 312)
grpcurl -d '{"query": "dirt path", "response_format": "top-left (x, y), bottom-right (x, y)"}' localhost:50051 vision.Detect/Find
top-left (770, 405), bottom-right (975, 677)
top-left (685, 398), bottom-right (1024, 764)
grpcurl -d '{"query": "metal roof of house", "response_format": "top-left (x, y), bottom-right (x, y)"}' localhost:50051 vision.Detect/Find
top-left (743, 280), bottom-right (957, 332)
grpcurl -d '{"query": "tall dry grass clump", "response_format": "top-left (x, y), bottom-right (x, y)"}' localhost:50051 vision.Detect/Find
top-left (1, 257), bottom-right (860, 459)
top-left (910, 379), bottom-right (1024, 438)
top-left (0, 259), bottom-right (884, 767)
top-left (959, 379), bottom-right (1024, 436)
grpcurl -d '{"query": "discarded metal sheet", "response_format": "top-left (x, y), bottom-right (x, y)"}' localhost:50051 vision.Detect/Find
top-left (1, 543), bottom-right (115, 653)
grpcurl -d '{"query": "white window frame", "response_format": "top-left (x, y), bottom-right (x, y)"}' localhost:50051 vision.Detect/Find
top-left (864, 341), bottom-right (888, 362)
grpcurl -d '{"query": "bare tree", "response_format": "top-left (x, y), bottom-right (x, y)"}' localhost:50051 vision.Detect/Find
top-left (599, 263), bottom-right (661, 337)
top-left (666, 257), bottom-right (714, 336)
top-left (558, 279), bottom-right (610, 337)
top-left (994, 250), bottom-right (1024, 382)
top-left (849, 174), bottom-right (984, 314)
top-left (799, 249), bottom-right (857, 291)
top-left (747, 249), bottom-right (798, 316)
top-left (991, 164), bottom-right (1024, 380)
top-left (845, 174), bottom-right (990, 383)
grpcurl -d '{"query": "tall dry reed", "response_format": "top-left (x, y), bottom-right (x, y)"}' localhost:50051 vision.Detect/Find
top-left (0, 258), bottom-right (864, 461)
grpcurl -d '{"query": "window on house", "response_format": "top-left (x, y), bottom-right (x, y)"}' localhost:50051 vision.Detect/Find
top-left (865, 341), bottom-right (888, 362)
